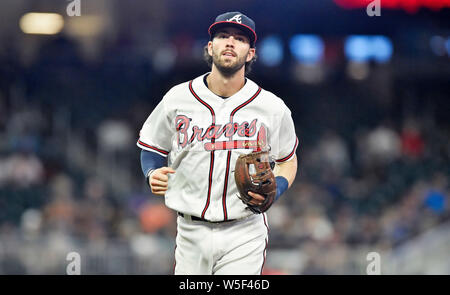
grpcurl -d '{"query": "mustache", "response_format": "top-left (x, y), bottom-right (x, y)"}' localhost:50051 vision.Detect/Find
top-left (221, 49), bottom-right (237, 56)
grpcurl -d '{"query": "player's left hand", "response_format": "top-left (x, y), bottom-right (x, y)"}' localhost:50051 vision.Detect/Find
top-left (247, 191), bottom-right (265, 206)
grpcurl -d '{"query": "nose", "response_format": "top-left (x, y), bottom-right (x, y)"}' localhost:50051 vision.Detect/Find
top-left (225, 36), bottom-right (236, 47)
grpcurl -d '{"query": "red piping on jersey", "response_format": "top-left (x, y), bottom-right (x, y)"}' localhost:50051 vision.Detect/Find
top-left (189, 80), bottom-right (216, 219)
top-left (221, 151), bottom-right (232, 220)
top-left (202, 152), bottom-right (215, 219)
top-left (276, 137), bottom-right (299, 163)
top-left (221, 87), bottom-right (262, 221)
top-left (261, 213), bottom-right (269, 275)
top-left (230, 87), bottom-right (261, 116)
top-left (137, 140), bottom-right (169, 155)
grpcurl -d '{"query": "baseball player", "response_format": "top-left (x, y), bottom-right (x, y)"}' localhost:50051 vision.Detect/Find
top-left (137, 12), bottom-right (298, 275)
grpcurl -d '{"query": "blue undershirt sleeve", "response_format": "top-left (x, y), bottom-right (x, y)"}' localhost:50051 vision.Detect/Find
top-left (140, 149), bottom-right (166, 178)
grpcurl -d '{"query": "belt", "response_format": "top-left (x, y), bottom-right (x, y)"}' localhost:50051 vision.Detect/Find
top-left (177, 212), bottom-right (236, 224)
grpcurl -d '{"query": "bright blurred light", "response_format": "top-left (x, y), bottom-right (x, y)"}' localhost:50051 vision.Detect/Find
top-left (371, 36), bottom-right (393, 63)
top-left (290, 34), bottom-right (324, 64)
top-left (345, 36), bottom-right (371, 62)
top-left (345, 35), bottom-right (393, 63)
top-left (259, 35), bottom-right (284, 67)
top-left (20, 13), bottom-right (64, 35)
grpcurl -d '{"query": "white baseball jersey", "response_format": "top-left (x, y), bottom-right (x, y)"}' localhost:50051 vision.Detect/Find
top-left (137, 73), bottom-right (298, 222)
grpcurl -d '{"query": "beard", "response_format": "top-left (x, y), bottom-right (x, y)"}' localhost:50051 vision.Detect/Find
top-left (211, 48), bottom-right (248, 78)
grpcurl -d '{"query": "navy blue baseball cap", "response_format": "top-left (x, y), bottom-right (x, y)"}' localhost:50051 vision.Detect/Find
top-left (208, 12), bottom-right (257, 47)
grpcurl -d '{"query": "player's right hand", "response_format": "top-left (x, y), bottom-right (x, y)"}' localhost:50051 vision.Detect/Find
top-left (149, 167), bottom-right (176, 196)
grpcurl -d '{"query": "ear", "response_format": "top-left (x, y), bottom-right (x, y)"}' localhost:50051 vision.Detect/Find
top-left (246, 48), bottom-right (256, 62)
top-left (207, 41), bottom-right (213, 57)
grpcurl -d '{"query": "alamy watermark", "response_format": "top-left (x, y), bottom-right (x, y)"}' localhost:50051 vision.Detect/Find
top-left (366, 252), bottom-right (381, 275)
top-left (66, 0), bottom-right (81, 17)
top-left (64, 250), bottom-right (380, 274)
top-left (66, 251), bottom-right (81, 275)
top-left (367, 0), bottom-right (381, 17)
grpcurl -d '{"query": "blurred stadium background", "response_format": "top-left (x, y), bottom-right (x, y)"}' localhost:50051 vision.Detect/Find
top-left (0, 0), bottom-right (449, 274)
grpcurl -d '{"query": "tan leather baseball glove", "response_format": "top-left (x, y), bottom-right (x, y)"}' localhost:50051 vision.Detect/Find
top-left (234, 151), bottom-right (277, 213)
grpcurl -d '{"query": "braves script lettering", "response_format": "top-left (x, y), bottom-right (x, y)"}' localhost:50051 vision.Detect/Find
top-left (176, 115), bottom-right (258, 148)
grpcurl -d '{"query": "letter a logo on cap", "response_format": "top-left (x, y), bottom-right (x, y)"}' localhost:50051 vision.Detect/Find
top-left (227, 14), bottom-right (242, 23)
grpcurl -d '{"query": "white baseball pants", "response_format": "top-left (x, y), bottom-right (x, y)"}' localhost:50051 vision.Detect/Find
top-left (174, 213), bottom-right (269, 275)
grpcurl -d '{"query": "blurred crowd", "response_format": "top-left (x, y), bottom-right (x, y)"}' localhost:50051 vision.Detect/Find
top-left (268, 120), bottom-right (450, 274)
top-left (0, 33), bottom-right (449, 274)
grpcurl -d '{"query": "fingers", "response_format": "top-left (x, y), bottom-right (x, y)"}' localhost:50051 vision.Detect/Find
top-left (160, 167), bottom-right (176, 174)
top-left (152, 173), bottom-right (169, 182)
top-left (150, 178), bottom-right (168, 189)
top-left (152, 167), bottom-right (176, 181)
top-left (248, 191), bottom-right (265, 201)
top-left (150, 179), bottom-right (169, 195)
top-left (149, 167), bottom-right (175, 195)
top-left (248, 191), bottom-right (265, 206)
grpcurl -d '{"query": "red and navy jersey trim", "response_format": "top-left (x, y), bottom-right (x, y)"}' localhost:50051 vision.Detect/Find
top-left (221, 87), bottom-right (261, 221)
top-left (230, 87), bottom-right (261, 116)
top-left (276, 137), bottom-right (299, 163)
top-left (189, 78), bottom-right (263, 221)
top-left (189, 80), bottom-right (216, 219)
top-left (222, 151), bottom-right (232, 220)
top-left (137, 139), bottom-right (169, 156)
top-left (189, 80), bottom-right (216, 121)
